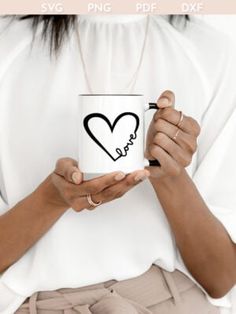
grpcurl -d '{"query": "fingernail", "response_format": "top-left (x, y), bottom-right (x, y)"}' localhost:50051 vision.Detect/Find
top-left (72, 172), bottom-right (82, 184)
top-left (158, 97), bottom-right (170, 108)
top-left (134, 174), bottom-right (148, 182)
top-left (115, 172), bottom-right (126, 181)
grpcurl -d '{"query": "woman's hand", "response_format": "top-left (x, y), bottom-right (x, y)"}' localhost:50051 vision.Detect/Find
top-left (51, 158), bottom-right (150, 212)
top-left (145, 90), bottom-right (200, 179)
top-left (0, 158), bottom-right (149, 272)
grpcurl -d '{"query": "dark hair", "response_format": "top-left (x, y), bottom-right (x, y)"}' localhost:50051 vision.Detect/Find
top-left (20, 15), bottom-right (189, 54)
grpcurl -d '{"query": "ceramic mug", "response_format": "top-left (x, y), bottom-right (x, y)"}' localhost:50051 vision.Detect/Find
top-left (78, 94), bottom-right (160, 174)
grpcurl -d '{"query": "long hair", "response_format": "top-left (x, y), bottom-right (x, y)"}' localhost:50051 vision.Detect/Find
top-left (19, 15), bottom-right (189, 55)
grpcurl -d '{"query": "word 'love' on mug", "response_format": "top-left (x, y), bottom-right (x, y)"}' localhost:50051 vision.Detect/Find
top-left (78, 94), bottom-right (160, 174)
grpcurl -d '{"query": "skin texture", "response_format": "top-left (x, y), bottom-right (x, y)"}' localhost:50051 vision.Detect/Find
top-left (145, 91), bottom-right (236, 298)
top-left (0, 164), bottom-right (149, 273)
top-left (0, 90), bottom-right (235, 299)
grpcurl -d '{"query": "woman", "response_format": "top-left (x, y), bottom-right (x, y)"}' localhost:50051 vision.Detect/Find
top-left (0, 14), bottom-right (235, 314)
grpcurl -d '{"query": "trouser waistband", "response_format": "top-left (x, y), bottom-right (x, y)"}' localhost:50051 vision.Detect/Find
top-left (19, 265), bottom-right (196, 314)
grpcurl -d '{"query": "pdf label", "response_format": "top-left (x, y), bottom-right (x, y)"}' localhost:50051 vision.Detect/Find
top-left (136, 2), bottom-right (158, 13)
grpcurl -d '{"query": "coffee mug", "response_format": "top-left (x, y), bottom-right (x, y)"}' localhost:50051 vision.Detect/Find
top-left (78, 94), bottom-right (160, 174)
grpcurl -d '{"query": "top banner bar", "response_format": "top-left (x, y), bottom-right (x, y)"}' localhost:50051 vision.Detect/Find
top-left (1, 0), bottom-right (236, 15)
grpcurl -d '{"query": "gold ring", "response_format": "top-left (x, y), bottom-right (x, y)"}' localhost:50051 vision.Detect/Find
top-left (173, 129), bottom-right (180, 141)
top-left (177, 111), bottom-right (184, 128)
top-left (86, 194), bottom-right (102, 209)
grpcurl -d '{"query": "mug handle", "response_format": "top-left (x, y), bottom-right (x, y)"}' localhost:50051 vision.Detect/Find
top-left (144, 102), bottom-right (161, 167)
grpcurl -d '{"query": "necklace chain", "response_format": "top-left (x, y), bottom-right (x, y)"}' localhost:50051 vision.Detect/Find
top-left (75, 15), bottom-right (150, 94)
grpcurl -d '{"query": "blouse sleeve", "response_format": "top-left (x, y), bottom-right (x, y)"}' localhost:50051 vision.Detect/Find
top-left (192, 43), bottom-right (236, 244)
top-left (182, 20), bottom-right (236, 240)
top-left (0, 193), bottom-right (8, 215)
top-left (176, 25), bottom-right (236, 309)
top-left (190, 66), bottom-right (236, 309)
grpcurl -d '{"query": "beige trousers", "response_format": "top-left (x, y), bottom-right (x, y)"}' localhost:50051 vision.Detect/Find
top-left (16, 265), bottom-right (220, 314)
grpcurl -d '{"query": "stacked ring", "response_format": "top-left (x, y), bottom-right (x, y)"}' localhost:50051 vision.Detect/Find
top-left (173, 129), bottom-right (180, 141)
top-left (86, 194), bottom-right (102, 210)
top-left (173, 111), bottom-right (184, 141)
top-left (177, 111), bottom-right (184, 128)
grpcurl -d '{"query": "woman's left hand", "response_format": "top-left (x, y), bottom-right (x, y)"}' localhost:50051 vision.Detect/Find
top-left (145, 90), bottom-right (201, 179)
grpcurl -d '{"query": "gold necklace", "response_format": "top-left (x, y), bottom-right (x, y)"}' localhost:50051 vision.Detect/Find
top-left (75, 15), bottom-right (150, 94)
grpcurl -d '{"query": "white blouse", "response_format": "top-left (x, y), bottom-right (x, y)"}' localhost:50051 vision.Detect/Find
top-left (0, 15), bottom-right (235, 314)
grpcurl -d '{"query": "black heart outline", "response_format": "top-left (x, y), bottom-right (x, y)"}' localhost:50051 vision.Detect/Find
top-left (83, 112), bottom-right (140, 162)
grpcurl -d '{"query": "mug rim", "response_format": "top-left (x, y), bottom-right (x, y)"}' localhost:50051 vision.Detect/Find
top-left (78, 94), bottom-right (143, 96)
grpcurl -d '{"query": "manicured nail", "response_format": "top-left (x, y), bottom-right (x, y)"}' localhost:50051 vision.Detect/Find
top-left (72, 172), bottom-right (82, 184)
top-left (115, 172), bottom-right (126, 181)
top-left (158, 97), bottom-right (170, 107)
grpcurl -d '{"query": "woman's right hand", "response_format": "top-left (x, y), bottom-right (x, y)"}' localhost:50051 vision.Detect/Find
top-left (49, 157), bottom-right (149, 212)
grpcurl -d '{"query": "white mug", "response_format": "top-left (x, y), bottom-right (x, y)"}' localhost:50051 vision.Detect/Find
top-left (78, 94), bottom-right (160, 174)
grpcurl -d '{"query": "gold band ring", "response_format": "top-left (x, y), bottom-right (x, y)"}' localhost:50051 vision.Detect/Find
top-left (86, 194), bottom-right (102, 209)
top-left (177, 111), bottom-right (184, 128)
top-left (173, 129), bottom-right (180, 141)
